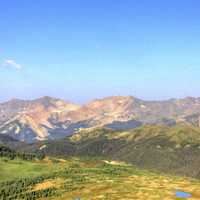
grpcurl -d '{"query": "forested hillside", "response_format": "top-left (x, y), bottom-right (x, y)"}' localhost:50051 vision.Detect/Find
top-left (18, 124), bottom-right (200, 179)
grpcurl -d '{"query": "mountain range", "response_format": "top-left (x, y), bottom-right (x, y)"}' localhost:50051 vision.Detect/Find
top-left (1, 95), bottom-right (200, 142)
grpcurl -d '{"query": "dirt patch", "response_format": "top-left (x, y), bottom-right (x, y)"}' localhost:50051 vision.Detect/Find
top-left (103, 160), bottom-right (129, 166)
top-left (33, 178), bottom-right (64, 191)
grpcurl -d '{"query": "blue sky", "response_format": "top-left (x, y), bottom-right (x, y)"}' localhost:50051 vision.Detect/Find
top-left (0, 0), bottom-right (200, 103)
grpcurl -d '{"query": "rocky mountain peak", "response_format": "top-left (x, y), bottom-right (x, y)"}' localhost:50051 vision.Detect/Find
top-left (1, 95), bottom-right (200, 142)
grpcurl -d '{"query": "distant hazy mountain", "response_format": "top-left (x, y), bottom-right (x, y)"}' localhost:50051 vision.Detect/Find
top-left (1, 95), bottom-right (200, 142)
top-left (0, 96), bottom-right (80, 142)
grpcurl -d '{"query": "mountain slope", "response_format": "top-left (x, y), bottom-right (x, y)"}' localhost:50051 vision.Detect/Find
top-left (0, 96), bottom-right (80, 142)
top-left (22, 124), bottom-right (200, 179)
top-left (1, 95), bottom-right (200, 142)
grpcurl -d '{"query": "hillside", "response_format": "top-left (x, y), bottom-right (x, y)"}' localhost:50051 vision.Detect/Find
top-left (17, 124), bottom-right (200, 179)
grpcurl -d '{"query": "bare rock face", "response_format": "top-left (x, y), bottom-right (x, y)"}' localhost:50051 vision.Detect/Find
top-left (0, 96), bottom-right (80, 142)
top-left (1, 95), bottom-right (200, 142)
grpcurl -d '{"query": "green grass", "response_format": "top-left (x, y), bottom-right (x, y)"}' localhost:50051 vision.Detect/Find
top-left (1, 157), bottom-right (200, 200)
top-left (0, 157), bottom-right (59, 182)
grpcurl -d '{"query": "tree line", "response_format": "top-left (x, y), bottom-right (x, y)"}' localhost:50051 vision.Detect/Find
top-left (0, 145), bottom-right (45, 160)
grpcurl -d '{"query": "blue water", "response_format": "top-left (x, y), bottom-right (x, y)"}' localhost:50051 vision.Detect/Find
top-left (176, 191), bottom-right (192, 198)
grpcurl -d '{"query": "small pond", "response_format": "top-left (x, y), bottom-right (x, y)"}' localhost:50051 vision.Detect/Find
top-left (176, 191), bottom-right (192, 198)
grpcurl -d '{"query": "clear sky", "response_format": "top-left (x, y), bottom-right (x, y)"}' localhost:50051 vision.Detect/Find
top-left (1, 0), bottom-right (200, 103)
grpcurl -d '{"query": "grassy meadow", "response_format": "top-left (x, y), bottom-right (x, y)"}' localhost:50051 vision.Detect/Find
top-left (0, 158), bottom-right (58, 182)
top-left (1, 157), bottom-right (200, 199)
